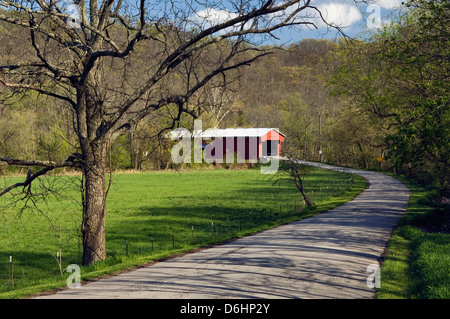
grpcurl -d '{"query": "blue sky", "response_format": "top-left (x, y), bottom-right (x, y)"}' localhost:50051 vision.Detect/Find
top-left (272, 0), bottom-right (404, 44)
top-left (189, 0), bottom-right (405, 45)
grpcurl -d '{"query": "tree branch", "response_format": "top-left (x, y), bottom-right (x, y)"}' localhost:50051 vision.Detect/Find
top-left (0, 156), bottom-right (81, 169)
top-left (0, 76), bottom-right (77, 109)
top-left (0, 166), bottom-right (54, 197)
top-left (104, 1), bottom-right (314, 136)
top-left (0, 155), bottom-right (82, 197)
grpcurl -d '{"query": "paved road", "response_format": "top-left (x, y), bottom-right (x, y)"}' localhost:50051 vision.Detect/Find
top-left (36, 162), bottom-right (410, 299)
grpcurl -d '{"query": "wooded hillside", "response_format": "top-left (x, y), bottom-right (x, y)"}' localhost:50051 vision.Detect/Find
top-left (1, 1), bottom-right (448, 193)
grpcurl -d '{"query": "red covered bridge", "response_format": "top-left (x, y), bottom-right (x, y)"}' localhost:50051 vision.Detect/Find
top-left (200, 128), bottom-right (285, 162)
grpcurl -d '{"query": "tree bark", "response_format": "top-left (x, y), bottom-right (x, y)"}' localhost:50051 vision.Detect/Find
top-left (81, 140), bottom-right (108, 266)
top-left (299, 187), bottom-right (312, 207)
top-left (295, 177), bottom-right (312, 207)
top-left (77, 75), bottom-right (109, 266)
top-left (290, 162), bottom-right (312, 207)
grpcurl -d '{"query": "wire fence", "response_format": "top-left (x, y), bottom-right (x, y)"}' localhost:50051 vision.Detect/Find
top-left (0, 198), bottom-right (311, 294)
top-left (123, 202), bottom-right (305, 253)
top-left (0, 174), bottom-right (356, 295)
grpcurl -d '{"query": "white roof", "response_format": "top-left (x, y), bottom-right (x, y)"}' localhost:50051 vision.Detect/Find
top-left (167, 128), bottom-right (284, 139)
top-left (200, 128), bottom-right (284, 138)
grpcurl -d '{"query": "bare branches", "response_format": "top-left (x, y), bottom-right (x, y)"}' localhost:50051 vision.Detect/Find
top-left (272, 155), bottom-right (312, 207)
top-left (0, 0), bottom-right (351, 127)
top-left (0, 154), bottom-right (82, 197)
top-left (0, 156), bottom-right (81, 169)
top-left (0, 0), bottom-right (360, 163)
top-left (103, 1), bottom-right (318, 132)
top-left (0, 0), bottom-right (356, 188)
top-left (1, 0), bottom-right (359, 155)
top-left (0, 76), bottom-right (77, 108)
top-left (0, 166), bottom-right (54, 197)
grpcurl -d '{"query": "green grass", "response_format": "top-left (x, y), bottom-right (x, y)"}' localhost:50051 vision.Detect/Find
top-left (0, 166), bottom-right (366, 299)
top-left (376, 174), bottom-right (450, 299)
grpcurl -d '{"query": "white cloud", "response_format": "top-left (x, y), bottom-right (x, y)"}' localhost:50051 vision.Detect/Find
top-left (374, 0), bottom-right (404, 9)
top-left (317, 2), bottom-right (363, 27)
top-left (191, 1), bottom-right (403, 39)
top-left (192, 7), bottom-right (257, 35)
top-left (194, 8), bottom-right (238, 29)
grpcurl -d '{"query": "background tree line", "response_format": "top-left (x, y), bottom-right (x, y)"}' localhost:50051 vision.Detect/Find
top-left (1, 0), bottom-right (448, 194)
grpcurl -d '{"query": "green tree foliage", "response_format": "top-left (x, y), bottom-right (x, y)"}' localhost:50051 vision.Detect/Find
top-left (384, 0), bottom-right (449, 189)
top-left (328, 0), bottom-right (449, 190)
top-left (275, 92), bottom-right (312, 155)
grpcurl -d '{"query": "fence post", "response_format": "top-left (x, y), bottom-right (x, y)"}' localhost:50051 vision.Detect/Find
top-left (8, 256), bottom-right (14, 290)
top-left (192, 226), bottom-right (195, 242)
top-left (151, 236), bottom-right (154, 253)
top-left (126, 240), bottom-right (128, 256)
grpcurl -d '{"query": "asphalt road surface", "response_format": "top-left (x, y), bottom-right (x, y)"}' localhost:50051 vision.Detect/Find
top-left (36, 162), bottom-right (410, 299)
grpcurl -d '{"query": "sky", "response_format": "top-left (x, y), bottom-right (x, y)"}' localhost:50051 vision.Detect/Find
top-left (34, 0), bottom-right (405, 45)
top-left (275, 0), bottom-right (405, 44)
top-left (190, 0), bottom-right (406, 45)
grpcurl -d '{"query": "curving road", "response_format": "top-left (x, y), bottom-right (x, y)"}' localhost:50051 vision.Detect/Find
top-left (36, 162), bottom-right (410, 299)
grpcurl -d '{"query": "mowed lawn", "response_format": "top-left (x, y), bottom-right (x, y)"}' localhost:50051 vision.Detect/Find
top-left (0, 167), bottom-right (366, 298)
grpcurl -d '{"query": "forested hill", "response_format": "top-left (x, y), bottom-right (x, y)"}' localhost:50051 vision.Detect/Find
top-left (0, 2), bottom-right (448, 193)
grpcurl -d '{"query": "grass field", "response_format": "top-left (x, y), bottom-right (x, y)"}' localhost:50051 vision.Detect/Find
top-left (376, 175), bottom-right (450, 299)
top-left (0, 166), bottom-right (366, 298)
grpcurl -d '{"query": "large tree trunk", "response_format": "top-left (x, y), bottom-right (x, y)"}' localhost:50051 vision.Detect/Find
top-left (77, 75), bottom-right (109, 266)
top-left (81, 140), bottom-right (108, 266)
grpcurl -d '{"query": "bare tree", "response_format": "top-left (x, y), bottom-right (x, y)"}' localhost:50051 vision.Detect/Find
top-left (201, 86), bottom-right (241, 128)
top-left (0, 0), bottom-right (356, 265)
top-left (272, 155), bottom-right (312, 207)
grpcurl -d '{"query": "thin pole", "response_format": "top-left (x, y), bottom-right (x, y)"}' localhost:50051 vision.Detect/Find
top-left (9, 256), bottom-right (14, 290)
